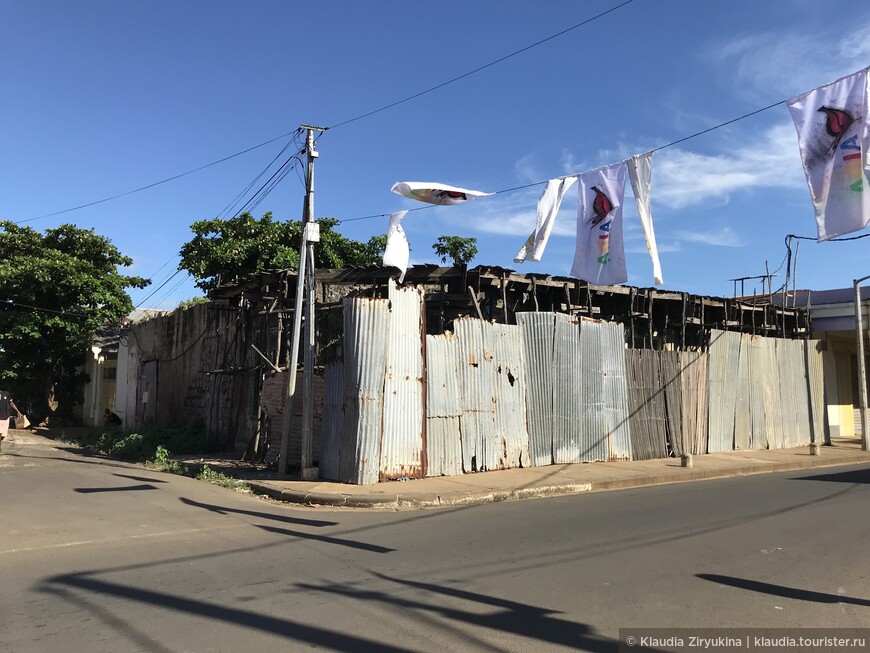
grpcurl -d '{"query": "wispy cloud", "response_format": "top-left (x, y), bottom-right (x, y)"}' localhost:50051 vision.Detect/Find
top-left (653, 123), bottom-right (804, 209)
top-left (679, 226), bottom-right (748, 248)
top-left (712, 20), bottom-right (870, 100)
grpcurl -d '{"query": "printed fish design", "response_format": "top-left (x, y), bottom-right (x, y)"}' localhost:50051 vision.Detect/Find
top-left (587, 186), bottom-right (614, 228)
top-left (818, 106), bottom-right (854, 149)
top-left (433, 190), bottom-right (468, 202)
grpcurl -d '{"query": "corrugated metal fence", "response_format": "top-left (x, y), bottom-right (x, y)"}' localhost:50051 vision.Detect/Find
top-left (319, 293), bottom-right (826, 484)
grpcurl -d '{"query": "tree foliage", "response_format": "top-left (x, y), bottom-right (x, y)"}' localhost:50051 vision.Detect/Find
top-left (0, 222), bottom-right (149, 421)
top-left (432, 235), bottom-right (478, 265)
top-left (178, 213), bottom-right (383, 291)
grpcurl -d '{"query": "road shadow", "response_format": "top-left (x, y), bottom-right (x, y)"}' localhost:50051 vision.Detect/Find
top-left (792, 467), bottom-right (870, 485)
top-left (39, 574), bottom-right (418, 653)
top-left (38, 570), bottom-right (651, 653)
top-left (113, 473), bottom-right (168, 483)
top-left (295, 572), bottom-right (661, 653)
top-left (697, 574), bottom-right (870, 607)
top-left (254, 524), bottom-right (395, 554)
top-left (179, 497), bottom-right (337, 528)
top-left (75, 484), bottom-right (158, 494)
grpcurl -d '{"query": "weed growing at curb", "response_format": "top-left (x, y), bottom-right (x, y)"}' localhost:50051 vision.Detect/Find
top-left (196, 465), bottom-right (250, 491)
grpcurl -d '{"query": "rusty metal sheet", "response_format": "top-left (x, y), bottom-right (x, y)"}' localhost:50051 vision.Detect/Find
top-left (707, 329), bottom-right (740, 453)
top-left (601, 320), bottom-right (632, 461)
top-left (454, 317), bottom-right (496, 471)
top-left (552, 313), bottom-right (583, 463)
top-left (761, 335), bottom-right (785, 450)
top-left (380, 280), bottom-right (425, 480)
top-left (318, 361), bottom-right (344, 480)
top-left (777, 337), bottom-right (812, 448)
top-left (746, 335), bottom-right (767, 450)
top-left (516, 312), bottom-right (555, 466)
top-left (805, 339), bottom-right (828, 445)
top-left (490, 322), bottom-right (531, 468)
top-left (425, 333), bottom-right (462, 477)
top-left (340, 297), bottom-right (390, 485)
top-left (733, 334), bottom-right (752, 450)
top-left (659, 351), bottom-right (685, 457)
top-left (680, 351), bottom-right (708, 455)
top-left (625, 348), bottom-right (668, 460)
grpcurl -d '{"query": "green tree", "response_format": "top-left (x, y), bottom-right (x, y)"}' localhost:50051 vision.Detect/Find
top-left (0, 222), bottom-right (149, 422)
top-left (432, 235), bottom-right (478, 265)
top-left (179, 212), bottom-right (382, 291)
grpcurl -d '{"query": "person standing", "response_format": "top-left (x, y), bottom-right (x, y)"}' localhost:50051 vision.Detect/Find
top-left (0, 390), bottom-right (21, 449)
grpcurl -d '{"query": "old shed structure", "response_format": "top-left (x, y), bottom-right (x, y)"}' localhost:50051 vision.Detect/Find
top-left (119, 265), bottom-right (813, 483)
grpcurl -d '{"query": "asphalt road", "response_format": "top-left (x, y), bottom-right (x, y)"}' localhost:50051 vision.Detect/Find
top-left (1, 431), bottom-right (868, 652)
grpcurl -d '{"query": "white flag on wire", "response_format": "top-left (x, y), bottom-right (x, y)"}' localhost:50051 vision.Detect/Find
top-left (391, 181), bottom-right (493, 205)
top-left (382, 211), bottom-right (410, 282)
top-left (571, 162), bottom-right (628, 286)
top-left (627, 152), bottom-right (664, 285)
top-left (787, 67), bottom-right (870, 240)
top-left (514, 176), bottom-right (577, 263)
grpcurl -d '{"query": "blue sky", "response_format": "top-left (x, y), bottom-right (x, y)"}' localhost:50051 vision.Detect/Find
top-left (3, 0), bottom-right (870, 308)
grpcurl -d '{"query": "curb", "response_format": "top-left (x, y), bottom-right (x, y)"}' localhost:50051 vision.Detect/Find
top-left (247, 454), bottom-right (868, 509)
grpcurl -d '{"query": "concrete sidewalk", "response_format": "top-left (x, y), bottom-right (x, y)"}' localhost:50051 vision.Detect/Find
top-left (228, 439), bottom-right (870, 509)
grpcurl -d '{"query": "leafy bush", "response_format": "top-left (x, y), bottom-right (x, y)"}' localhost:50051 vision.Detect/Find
top-left (62, 420), bottom-right (209, 462)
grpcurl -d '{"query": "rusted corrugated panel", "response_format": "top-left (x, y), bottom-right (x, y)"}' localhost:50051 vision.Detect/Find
top-left (659, 351), bottom-right (685, 456)
top-left (602, 320), bottom-right (632, 461)
top-left (746, 335), bottom-right (767, 449)
top-left (733, 334), bottom-right (752, 450)
top-left (625, 348), bottom-right (668, 460)
top-left (425, 334), bottom-right (462, 477)
top-left (490, 322), bottom-right (531, 468)
top-left (806, 339), bottom-right (827, 444)
top-left (552, 313), bottom-right (583, 463)
top-left (761, 335), bottom-right (785, 450)
top-left (680, 351), bottom-right (708, 455)
top-left (454, 317), bottom-right (496, 471)
top-left (516, 312), bottom-right (555, 466)
top-left (340, 297), bottom-right (390, 485)
top-left (318, 361), bottom-right (344, 480)
top-left (707, 329), bottom-right (740, 452)
top-left (777, 337), bottom-right (811, 448)
top-left (380, 280), bottom-right (425, 480)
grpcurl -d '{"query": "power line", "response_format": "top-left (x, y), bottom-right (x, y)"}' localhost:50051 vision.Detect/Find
top-left (327, 0), bottom-right (637, 130)
top-left (134, 268), bottom-right (183, 309)
top-left (15, 130), bottom-right (299, 225)
top-left (1, 301), bottom-right (91, 318)
top-left (216, 130), bottom-right (305, 219)
top-left (337, 99), bottom-right (803, 226)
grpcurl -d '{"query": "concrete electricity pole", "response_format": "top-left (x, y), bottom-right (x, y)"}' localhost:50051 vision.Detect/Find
top-left (278, 124), bottom-right (326, 477)
top-left (854, 275), bottom-right (870, 452)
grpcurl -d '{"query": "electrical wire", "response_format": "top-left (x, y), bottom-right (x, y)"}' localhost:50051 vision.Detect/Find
top-left (327, 0), bottom-right (637, 130)
top-left (333, 96), bottom-right (825, 226)
top-left (134, 268), bottom-right (183, 309)
top-left (216, 131), bottom-right (301, 219)
top-left (15, 130), bottom-right (300, 225)
top-left (1, 301), bottom-right (91, 318)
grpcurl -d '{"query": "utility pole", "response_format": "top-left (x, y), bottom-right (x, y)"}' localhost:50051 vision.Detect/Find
top-left (854, 276), bottom-right (870, 451)
top-left (278, 124), bottom-right (326, 477)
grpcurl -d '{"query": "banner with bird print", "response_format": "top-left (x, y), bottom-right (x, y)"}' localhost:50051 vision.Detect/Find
top-left (391, 181), bottom-right (493, 205)
top-left (571, 162), bottom-right (628, 285)
top-left (787, 67), bottom-right (870, 241)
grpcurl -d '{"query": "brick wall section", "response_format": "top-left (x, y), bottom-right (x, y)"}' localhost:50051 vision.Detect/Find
top-left (260, 369), bottom-right (325, 467)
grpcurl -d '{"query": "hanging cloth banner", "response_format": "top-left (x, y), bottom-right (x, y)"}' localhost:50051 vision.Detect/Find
top-left (514, 176), bottom-right (577, 263)
top-left (787, 67), bottom-right (870, 240)
top-left (571, 162), bottom-right (628, 285)
top-left (391, 181), bottom-right (493, 205)
top-left (382, 211), bottom-right (410, 282)
top-left (627, 152), bottom-right (664, 285)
